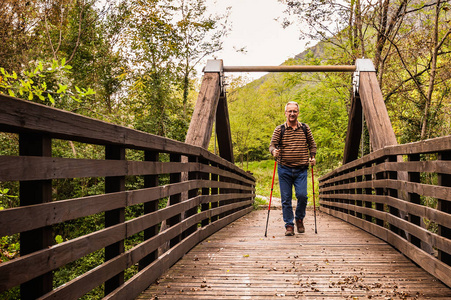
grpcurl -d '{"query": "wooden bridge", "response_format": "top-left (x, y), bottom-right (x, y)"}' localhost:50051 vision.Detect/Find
top-left (0, 59), bottom-right (450, 299)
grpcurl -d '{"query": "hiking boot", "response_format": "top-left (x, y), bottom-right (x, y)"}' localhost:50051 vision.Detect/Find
top-left (296, 219), bottom-right (305, 233)
top-left (285, 225), bottom-right (295, 236)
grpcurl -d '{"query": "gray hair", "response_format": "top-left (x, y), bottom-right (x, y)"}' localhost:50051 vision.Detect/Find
top-left (285, 101), bottom-right (299, 112)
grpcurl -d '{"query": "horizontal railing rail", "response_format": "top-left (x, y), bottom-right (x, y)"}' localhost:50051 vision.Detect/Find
top-left (319, 136), bottom-right (451, 288)
top-left (0, 94), bottom-right (255, 299)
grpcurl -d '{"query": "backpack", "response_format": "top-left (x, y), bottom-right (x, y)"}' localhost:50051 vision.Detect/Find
top-left (278, 123), bottom-right (308, 148)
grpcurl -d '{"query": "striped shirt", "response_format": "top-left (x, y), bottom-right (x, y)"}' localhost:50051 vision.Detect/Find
top-left (269, 122), bottom-right (317, 168)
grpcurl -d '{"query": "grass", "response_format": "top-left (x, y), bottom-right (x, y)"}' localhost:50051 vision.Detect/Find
top-left (240, 160), bottom-right (319, 207)
top-left (252, 196), bottom-right (267, 210)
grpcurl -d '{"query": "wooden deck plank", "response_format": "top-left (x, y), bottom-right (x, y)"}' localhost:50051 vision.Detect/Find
top-left (137, 209), bottom-right (451, 299)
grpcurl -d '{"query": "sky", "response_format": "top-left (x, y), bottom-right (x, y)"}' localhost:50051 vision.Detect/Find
top-left (202, 0), bottom-right (308, 80)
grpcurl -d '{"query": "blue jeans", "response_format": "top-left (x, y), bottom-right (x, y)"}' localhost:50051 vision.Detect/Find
top-left (278, 164), bottom-right (308, 228)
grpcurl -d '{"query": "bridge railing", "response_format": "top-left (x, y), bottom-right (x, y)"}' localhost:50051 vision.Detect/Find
top-left (319, 136), bottom-right (451, 287)
top-left (0, 94), bottom-right (255, 299)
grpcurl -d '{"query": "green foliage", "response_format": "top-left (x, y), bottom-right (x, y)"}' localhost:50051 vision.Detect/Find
top-left (281, 0), bottom-right (451, 142)
top-left (0, 59), bottom-right (95, 105)
top-left (228, 51), bottom-right (349, 172)
top-left (0, 0), bottom-right (231, 298)
top-left (292, 73), bottom-right (349, 171)
top-left (0, 234), bottom-right (20, 262)
top-left (122, 0), bottom-right (230, 140)
top-left (243, 160), bottom-right (280, 198)
top-left (1, 0), bottom-right (450, 298)
top-left (252, 196), bottom-right (266, 210)
top-left (53, 249), bottom-right (105, 299)
top-left (0, 188), bottom-right (18, 210)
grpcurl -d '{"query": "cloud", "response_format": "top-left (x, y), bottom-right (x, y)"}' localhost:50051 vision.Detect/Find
top-left (203, 0), bottom-right (307, 79)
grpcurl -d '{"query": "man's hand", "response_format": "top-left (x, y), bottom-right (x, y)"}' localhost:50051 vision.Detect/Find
top-left (272, 149), bottom-right (280, 158)
top-left (309, 157), bottom-right (316, 166)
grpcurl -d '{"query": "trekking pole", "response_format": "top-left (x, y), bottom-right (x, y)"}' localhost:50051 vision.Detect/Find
top-left (311, 166), bottom-right (318, 234)
top-left (264, 160), bottom-right (277, 237)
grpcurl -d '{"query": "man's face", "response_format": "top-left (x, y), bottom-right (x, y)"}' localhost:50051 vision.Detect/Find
top-left (285, 104), bottom-right (299, 123)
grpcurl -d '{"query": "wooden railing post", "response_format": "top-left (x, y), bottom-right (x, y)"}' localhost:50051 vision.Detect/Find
top-left (168, 153), bottom-right (182, 248)
top-left (323, 175), bottom-right (336, 212)
top-left (438, 150), bottom-right (451, 266)
top-left (363, 162), bottom-right (373, 222)
top-left (139, 151), bottom-right (159, 270)
top-left (19, 133), bottom-right (53, 300)
top-left (104, 145), bottom-right (125, 295)
top-left (407, 153), bottom-right (422, 248)
top-left (218, 165), bottom-right (228, 219)
top-left (387, 155), bottom-right (400, 235)
top-left (185, 155), bottom-right (200, 236)
top-left (375, 159), bottom-right (385, 227)
top-left (336, 173), bottom-right (348, 213)
top-left (210, 162), bottom-right (219, 223)
top-left (356, 165), bottom-right (364, 219)
top-left (231, 170), bottom-right (243, 214)
top-left (347, 169), bottom-right (355, 216)
top-left (200, 158), bottom-right (210, 227)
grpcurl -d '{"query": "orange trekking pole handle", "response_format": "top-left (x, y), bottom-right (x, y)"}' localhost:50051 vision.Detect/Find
top-left (311, 166), bottom-right (318, 234)
top-left (264, 160), bottom-right (277, 237)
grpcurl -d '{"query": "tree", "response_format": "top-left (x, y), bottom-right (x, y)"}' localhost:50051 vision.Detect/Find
top-left (381, 0), bottom-right (451, 141)
top-left (0, 0), bottom-right (41, 72)
top-left (43, 0), bottom-right (128, 113)
top-left (122, 0), bottom-right (230, 139)
top-left (0, 0), bottom-right (127, 117)
top-left (279, 0), bottom-right (451, 142)
top-left (122, 0), bottom-right (179, 136)
top-left (278, 0), bottom-right (368, 63)
top-left (173, 0), bottom-right (231, 113)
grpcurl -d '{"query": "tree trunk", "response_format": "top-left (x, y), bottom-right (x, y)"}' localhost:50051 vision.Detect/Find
top-left (421, 0), bottom-right (441, 139)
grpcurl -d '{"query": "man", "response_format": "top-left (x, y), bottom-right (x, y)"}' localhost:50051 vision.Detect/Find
top-left (269, 101), bottom-right (317, 236)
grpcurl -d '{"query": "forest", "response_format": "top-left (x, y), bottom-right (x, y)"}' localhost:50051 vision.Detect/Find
top-left (1, 0), bottom-right (450, 298)
top-left (228, 0), bottom-right (451, 173)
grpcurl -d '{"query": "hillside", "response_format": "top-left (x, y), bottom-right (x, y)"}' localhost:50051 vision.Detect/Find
top-left (224, 40), bottom-right (351, 175)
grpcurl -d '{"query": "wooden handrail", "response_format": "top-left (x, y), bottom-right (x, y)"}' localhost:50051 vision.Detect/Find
top-left (319, 135), bottom-right (451, 288)
top-left (0, 94), bottom-right (256, 299)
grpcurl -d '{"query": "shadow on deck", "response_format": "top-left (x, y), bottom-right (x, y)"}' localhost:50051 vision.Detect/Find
top-left (138, 208), bottom-right (451, 299)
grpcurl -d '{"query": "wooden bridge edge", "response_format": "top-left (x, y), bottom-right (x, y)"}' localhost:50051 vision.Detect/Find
top-left (103, 207), bottom-right (253, 300)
